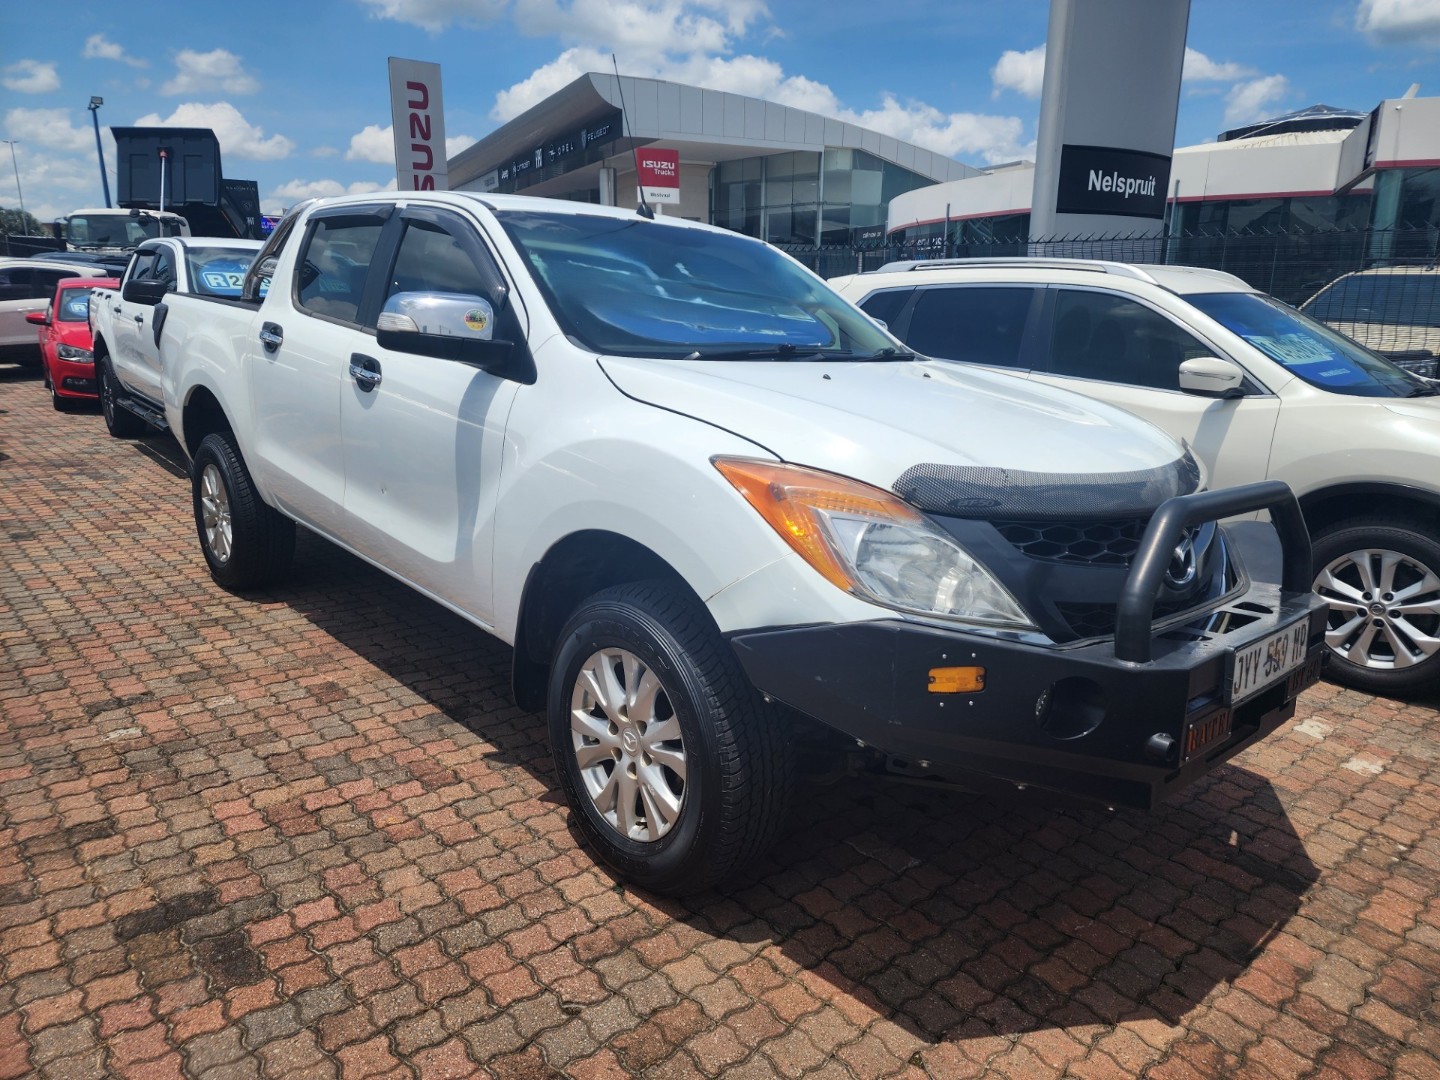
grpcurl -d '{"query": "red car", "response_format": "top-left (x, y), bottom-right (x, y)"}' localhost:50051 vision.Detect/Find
top-left (26, 276), bottom-right (119, 411)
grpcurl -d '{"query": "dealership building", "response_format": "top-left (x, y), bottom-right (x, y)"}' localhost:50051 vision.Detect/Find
top-left (886, 97), bottom-right (1440, 252)
top-left (446, 73), bottom-right (977, 246)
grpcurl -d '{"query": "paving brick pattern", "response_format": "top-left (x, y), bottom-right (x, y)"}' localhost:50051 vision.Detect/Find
top-left (2, 368), bottom-right (1439, 1080)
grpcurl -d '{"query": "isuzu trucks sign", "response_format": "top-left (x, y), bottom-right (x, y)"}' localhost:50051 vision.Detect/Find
top-left (1054, 144), bottom-right (1171, 219)
top-left (388, 57), bottom-right (447, 192)
top-left (636, 148), bottom-right (680, 204)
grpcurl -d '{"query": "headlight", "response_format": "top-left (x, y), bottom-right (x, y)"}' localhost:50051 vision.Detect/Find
top-left (56, 344), bottom-right (93, 361)
top-left (714, 457), bottom-right (1034, 629)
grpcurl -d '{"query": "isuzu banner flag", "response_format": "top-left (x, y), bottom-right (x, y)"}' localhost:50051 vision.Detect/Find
top-left (388, 57), bottom-right (447, 191)
top-left (636, 148), bottom-right (680, 204)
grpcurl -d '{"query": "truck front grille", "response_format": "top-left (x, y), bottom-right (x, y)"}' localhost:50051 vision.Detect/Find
top-left (993, 518), bottom-right (1147, 567)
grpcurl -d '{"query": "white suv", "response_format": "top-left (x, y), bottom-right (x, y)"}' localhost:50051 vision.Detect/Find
top-left (832, 258), bottom-right (1440, 697)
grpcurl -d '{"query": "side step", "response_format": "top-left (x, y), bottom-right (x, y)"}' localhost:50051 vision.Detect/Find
top-left (118, 392), bottom-right (169, 432)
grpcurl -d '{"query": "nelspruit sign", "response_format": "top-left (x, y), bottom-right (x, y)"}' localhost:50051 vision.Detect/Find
top-left (636, 148), bottom-right (680, 204)
top-left (1055, 144), bottom-right (1171, 219)
top-left (388, 57), bottom-right (447, 191)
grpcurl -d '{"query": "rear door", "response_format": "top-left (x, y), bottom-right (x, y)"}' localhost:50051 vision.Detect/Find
top-left (248, 204), bottom-right (393, 537)
top-left (338, 203), bottom-right (522, 626)
top-left (110, 247), bottom-right (158, 397)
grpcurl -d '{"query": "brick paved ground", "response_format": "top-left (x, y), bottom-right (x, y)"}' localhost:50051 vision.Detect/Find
top-left (2, 366), bottom-right (1439, 1080)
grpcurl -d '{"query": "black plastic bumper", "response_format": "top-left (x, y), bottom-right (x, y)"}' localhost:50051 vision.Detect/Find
top-left (729, 482), bottom-right (1327, 811)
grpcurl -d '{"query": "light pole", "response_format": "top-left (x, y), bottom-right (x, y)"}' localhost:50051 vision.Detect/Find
top-left (88, 96), bottom-right (112, 208)
top-left (0, 140), bottom-right (23, 228)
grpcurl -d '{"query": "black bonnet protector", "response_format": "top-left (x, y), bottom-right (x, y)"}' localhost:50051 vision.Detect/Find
top-left (893, 453), bottom-right (1202, 521)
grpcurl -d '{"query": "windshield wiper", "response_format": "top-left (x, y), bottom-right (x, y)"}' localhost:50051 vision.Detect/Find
top-left (863, 347), bottom-right (916, 361)
top-left (1405, 384), bottom-right (1439, 397)
top-left (682, 344), bottom-right (828, 361)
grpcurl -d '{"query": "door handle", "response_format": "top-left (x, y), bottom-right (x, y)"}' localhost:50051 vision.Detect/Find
top-left (349, 353), bottom-right (382, 392)
top-left (258, 322), bottom-right (283, 351)
top-left (134, 315), bottom-right (144, 325)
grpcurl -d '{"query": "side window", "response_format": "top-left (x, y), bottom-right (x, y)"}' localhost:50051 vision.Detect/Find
top-left (386, 218), bottom-right (490, 299)
top-left (0, 269), bottom-right (27, 302)
top-left (905, 286), bottom-right (1037, 368)
top-left (127, 252), bottom-right (156, 284)
top-left (1047, 290), bottom-right (1213, 390)
top-left (857, 288), bottom-right (911, 330)
top-left (296, 215), bottom-right (386, 326)
top-left (31, 270), bottom-right (69, 300)
top-left (152, 250), bottom-right (177, 290)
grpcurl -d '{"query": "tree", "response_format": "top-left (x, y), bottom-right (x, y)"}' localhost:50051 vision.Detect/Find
top-left (0, 207), bottom-right (45, 236)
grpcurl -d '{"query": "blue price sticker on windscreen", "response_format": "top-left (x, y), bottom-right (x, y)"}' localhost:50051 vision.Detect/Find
top-left (196, 259), bottom-right (250, 296)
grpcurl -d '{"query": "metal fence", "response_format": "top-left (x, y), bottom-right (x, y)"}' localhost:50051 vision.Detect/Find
top-left (780, 224), bottom-right (1439, 306)
top-left (1, 233), bottom-right (65, 258)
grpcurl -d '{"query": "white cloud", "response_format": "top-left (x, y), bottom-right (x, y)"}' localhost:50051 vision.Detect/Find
top-left (514, 0), bottom-right (763, 55)
top-left (357, 0), bottom-right (506, 32)
top-left (4, 108), bottom-right (95, 153)
top-left (83, 34), bottom-right (148, 68)
top-left (3, 60), bottom-right (61, 94)
top-left (1357, 0), bottom-right (1440, 45)
top-left (347, 124), bottom-right (477, 164)
top-left (492, 48), bottom-right (611, 121)
top-left (1183, 48), bottom-right (1256, 82)
top-left (133, 102), bottom-right (294, 160)
top-left (1224, 75), bottom-right (1291, 126)
top-left (161, 49), bottom-right (260, 96)
top-left (991, 45), bottom-right (1046, 100)
top-left (265, 177), bottom-right (397, 215)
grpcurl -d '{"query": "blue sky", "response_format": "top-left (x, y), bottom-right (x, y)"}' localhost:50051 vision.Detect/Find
top-left (3, 0), bottom-right (1438, 222)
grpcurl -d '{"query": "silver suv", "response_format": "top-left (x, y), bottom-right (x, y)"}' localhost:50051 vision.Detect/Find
top-left (832, 257), bottom-right (1440, 697)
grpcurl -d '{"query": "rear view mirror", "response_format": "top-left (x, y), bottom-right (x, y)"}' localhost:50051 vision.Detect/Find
top-left (376, 291), bottom-right (536, 384)
top-left (123, 278), bottom-right (168, 306)
top-left (25, 310), bottom-right (48, 326)
top-left (1179, 356), bottom-right (1246, 399)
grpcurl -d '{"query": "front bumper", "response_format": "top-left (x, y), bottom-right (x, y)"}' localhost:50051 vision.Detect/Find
top-left (729, 481), bottom-right (1327, 811)
top-left (48, 354), bottom-right (98, 399)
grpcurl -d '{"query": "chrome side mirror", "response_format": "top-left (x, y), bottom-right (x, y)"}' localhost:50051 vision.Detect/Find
top-left (1179, 356), bottom-right (1246, 399)
top-left (377, 292), bottom-right (495, 342)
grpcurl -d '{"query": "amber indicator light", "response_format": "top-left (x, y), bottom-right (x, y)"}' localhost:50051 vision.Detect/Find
top-left (928, 666), bottom-right (986, 694)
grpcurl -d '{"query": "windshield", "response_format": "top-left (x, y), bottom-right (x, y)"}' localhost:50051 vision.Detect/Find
top-left (186, 248), bottom-right (257, 297)
top-left (67, 214), bottom-right (184, 249)
top-left (1302, 273), bottom-right (1440, 327)
top-left (495, 210), bottom-right (898, 360)
top-left (1187, 291), bottom-right (1431, 398)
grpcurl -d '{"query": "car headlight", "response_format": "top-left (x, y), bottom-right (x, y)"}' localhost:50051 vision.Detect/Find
top-left (56, 344), bottom-right (93, 361)
top-left (714, 457), bottom-right (1035, 629)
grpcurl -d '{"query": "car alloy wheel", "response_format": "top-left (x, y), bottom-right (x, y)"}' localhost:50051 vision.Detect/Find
top-left (569, 647), bottom-right (688, 842)
top-left (1314, 547), bottom-right (1440, 672)
top-left (198, 462), bottom-right (234, 564)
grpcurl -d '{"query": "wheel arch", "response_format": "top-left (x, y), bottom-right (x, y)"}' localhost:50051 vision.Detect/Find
top-left (180, 385), bottom-right (234, 460)
top-left (1299, 483), bottom-right (1440, 540)
top-left (511, 530), bottom-right (699, 712)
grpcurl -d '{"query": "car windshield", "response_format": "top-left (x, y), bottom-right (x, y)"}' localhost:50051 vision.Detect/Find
top-left (495, 210), bottom-right (898, 360)
top-left (66, 214), bottom-right (183, 248)
top-left (1187, 291), bottom-right (1430, 398)
top-left (57, 289), bottom-right (92, 322)
top-left (1301, 273), bottom-right (1440, 327)
top-left (186, 248), bottom-right (256, 297)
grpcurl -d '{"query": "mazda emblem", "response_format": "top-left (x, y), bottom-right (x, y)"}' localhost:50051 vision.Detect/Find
top-left (1165, 532), bottom-right (1198, 588)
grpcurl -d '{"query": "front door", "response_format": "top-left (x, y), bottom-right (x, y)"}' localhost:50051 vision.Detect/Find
top-left (339, 205), bottom-right (520, 627)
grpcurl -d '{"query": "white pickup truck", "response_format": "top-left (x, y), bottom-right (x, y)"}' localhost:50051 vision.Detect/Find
top-left (125, 191), bottom-right (1324, 893)
top-left (93, 236), bottom-right (261, 436)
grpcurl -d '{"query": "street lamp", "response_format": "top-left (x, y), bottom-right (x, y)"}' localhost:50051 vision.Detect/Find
top-left (87, 96), bottom-right (112, 208)
top-left (0, 140), bottom-right (23, 227)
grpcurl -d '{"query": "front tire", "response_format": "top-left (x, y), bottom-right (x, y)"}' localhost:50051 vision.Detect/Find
top-left (98, 355), bottom-right (146, 438)
top-left (1312, 519), bottom-right (1440, 697)
top-left (548, 581), bottom-right (792, 895)
top-left (191, 432), bottom-right (295, 591)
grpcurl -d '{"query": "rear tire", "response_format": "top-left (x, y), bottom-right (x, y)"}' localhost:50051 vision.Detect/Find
top-left (1312, 519), bottom-right (1440, 697)
top-left (191, 432), bottom-right (295, 591)
top-left (98, 355), bottom-right (147, 438)
top-left (548, 581), bottom-right (792, 895)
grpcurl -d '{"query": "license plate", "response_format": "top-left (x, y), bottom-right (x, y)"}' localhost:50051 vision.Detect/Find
top-left (1228, 617), bottom-right (1311, 704)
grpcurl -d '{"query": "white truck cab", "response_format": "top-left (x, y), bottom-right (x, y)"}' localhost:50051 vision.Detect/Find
top-left (56, 208), bottom-right (191, 255)
top-left (118, 192), bottom-right (1326, 894)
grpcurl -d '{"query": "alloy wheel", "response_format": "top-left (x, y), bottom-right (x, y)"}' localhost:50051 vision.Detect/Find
top-left (569, 647), bottom-right (688, 842)
top-left (199, 463), bottom-right (233, 564)
top-left (1314, 547), bottom-right (1440, 670)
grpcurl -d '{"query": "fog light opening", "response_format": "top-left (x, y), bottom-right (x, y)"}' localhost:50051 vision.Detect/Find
top-left (1037, 677), bottom-right (1107, 740)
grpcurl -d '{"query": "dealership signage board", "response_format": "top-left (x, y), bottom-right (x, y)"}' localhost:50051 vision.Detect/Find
top-left (388, 57), bottom-right (447, 191)
top-left (1029, 0), bottom-right (1190, 239)
top-left (1055, 145), bottom-right (1171, 219)
top-left (498, 112), bottom-right (620, 188)
top-left (636, 148), bottom-right (680, 204)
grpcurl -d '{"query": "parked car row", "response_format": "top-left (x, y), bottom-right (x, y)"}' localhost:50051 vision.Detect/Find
top-left (830, 256), bottom-right (1440, 697)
